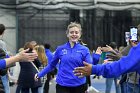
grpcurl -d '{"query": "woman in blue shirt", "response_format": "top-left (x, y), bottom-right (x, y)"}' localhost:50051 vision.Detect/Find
top-left (35, 22), bottom-right (99, 93)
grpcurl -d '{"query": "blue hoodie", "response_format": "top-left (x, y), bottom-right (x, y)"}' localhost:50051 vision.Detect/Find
top-left (38, 42), bottom-right (93, 87)
top-left (92, 43), bottom-right (140, 78)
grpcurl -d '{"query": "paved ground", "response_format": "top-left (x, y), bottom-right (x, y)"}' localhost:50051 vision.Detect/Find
top-left (91, 76), bottom-right (115, 93)
top-left (10, 76), bottom-right (116, 93)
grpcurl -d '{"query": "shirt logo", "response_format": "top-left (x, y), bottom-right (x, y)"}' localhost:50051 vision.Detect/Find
top-left (62, 49), bottom-right (67, 54)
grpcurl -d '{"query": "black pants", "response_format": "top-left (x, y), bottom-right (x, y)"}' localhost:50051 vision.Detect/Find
top-left (21, 87), bottom-right (38, 93)
top-left (56, 83), bottom-right (87, 93)
top-left (86, 76), bottom-right (91, 86)
top-left (43, 73), bottom-right (51, 93)
top-left (43, 68), bottom-right (57, 93)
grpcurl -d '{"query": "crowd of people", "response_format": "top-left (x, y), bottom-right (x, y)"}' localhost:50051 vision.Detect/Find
top-left (0, 22), bottom-right (140, 93)
top-left (74, 24), bottom-right (140, 93)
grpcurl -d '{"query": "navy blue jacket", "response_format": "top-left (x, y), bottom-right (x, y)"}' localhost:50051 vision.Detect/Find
top-left (18, 59), bottom-right (42, 88)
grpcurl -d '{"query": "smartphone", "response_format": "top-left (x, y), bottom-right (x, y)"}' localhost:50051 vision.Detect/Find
top-left (130, 27), bottom-right (138, 41)
top-left (26, 48), bottom-right (33, 53)
top-left (125, 32), bottom-right (130, 42)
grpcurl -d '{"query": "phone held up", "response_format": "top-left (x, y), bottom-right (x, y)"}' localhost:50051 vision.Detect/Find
top-left (130, 27), bottom-right (138, 42)
top-left (26, 48), bottom-right (33, 53)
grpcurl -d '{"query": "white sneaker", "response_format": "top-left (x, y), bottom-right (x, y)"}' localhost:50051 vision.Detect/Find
top-left (87, 86), bottom-right (100, 93)
top-left (87, 86), bottom-right (93, 92)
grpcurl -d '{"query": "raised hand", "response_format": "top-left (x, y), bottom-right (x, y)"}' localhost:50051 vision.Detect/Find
top-left (106, 52), bottom-right (122, 61)
top-left (17, 49), bottom-right (38, 62)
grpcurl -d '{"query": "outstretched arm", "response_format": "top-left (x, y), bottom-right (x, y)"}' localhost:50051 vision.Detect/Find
top-left (74, 43), bottom-right (140, 78)
top-left (0, 49), bottom-right (38, 69)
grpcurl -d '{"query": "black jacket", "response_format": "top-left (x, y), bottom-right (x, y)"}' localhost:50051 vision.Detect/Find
top-left (18, 59), bottom-right (42, 88)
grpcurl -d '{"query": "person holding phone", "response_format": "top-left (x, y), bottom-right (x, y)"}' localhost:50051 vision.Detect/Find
top-left (73, 24), bottom-right (140, 82)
